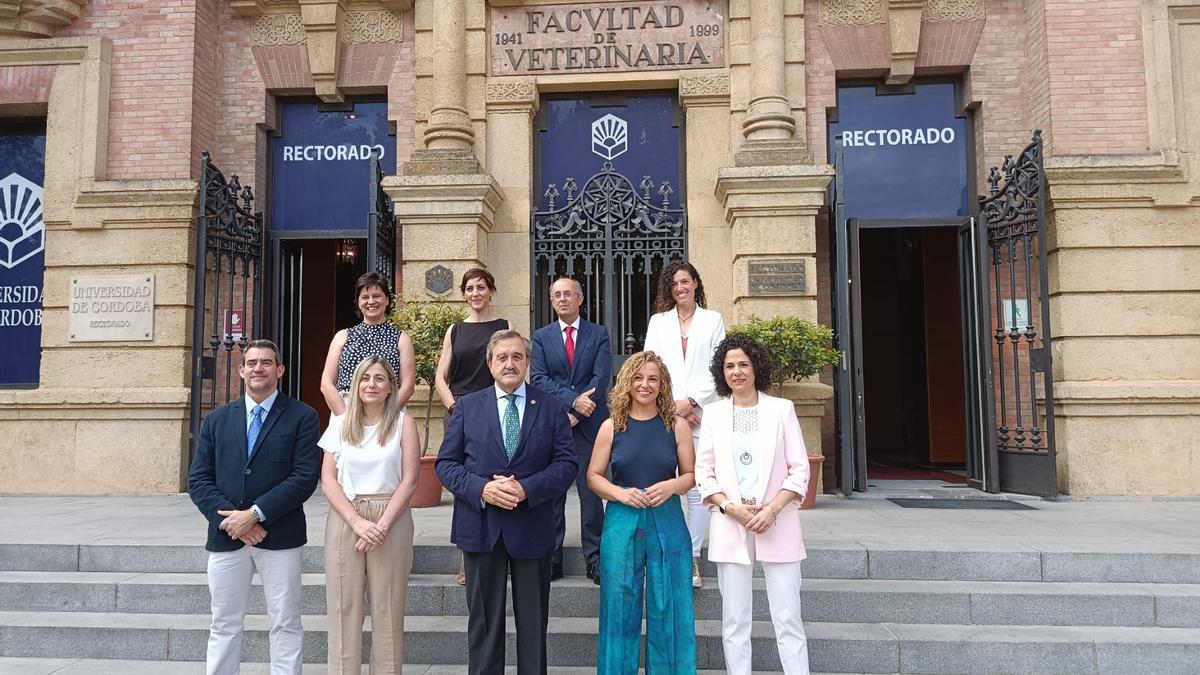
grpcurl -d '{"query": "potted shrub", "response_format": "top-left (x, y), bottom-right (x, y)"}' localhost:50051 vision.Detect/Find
top-left (727, 315), bottom-right (839, 509)
top-left (392, 300), bottom-right (465, 507)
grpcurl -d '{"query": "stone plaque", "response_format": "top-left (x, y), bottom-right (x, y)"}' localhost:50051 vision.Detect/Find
top-left (489, 1), bottom-right (727, 77)
top-left (425, 265), bottom-right (454, 295)
top-left (69, 275), bottom-right (155, 341)
top-left (748, 260), bottom-right (806, 296)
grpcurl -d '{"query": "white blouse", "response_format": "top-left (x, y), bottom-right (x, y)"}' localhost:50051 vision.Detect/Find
top-left (318, 413), bottom-right (406, 499)
top-left (732, 404), bottom-right (760, 499)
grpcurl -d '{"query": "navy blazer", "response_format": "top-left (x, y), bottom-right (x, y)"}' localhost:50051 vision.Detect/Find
top-left (187, 392), bottom-right (321, 553)
top-left (530, 319), bottom-right (612, 443)
top-left (435, 384), bottom-right (578, 559)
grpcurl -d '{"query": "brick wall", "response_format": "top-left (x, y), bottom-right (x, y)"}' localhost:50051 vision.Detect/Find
top-left (1040, 0), bottom-right (1150, 155)
top-left (56, 0), bottom-right (198, 181)
top-left (0, 65), bottom-right (55, 107)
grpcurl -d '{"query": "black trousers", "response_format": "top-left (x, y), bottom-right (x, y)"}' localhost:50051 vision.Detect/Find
top-left (463, 535), bottom-right (551, 675)
top-left (553, 427), bottom-right (604, 566)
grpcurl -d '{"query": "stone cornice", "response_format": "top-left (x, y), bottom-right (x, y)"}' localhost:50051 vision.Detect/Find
top-left (0, 0), bottom-right (88, 39)
top-left (383, 173), bottom-right (505, 230)
top-left (0, 33), bottom-right (107, 65)
top-left (1045, 150), bottom-right (1186, 185)
top-left (231, 0), bottom-right (409, 17)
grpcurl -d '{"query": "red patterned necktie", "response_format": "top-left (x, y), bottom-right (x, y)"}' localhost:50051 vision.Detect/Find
top-left (564, 325), bottom-right (576, 368)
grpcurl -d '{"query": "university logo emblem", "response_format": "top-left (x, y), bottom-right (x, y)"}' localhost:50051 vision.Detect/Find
top-left (590, 114), bottom-right (628, 161)
top-left (0, 172), bottom-right (45, 270)
top-left (425, 264), bottom-right (454, 295)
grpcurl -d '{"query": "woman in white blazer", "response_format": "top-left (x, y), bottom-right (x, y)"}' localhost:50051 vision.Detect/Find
top-left (695, 334), bottom-right (811, 675)
top-left (643, 260), bottom-right (726, 588)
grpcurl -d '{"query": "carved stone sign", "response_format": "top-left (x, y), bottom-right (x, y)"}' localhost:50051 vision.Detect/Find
top-left (69, 275), bottom-right (155, 341)
top-left (489, 1), bottom-right (726, 77)
top-left (748, 260), bottom-right (806, 295)
top-left (425, 265), bottom-right (454, 295)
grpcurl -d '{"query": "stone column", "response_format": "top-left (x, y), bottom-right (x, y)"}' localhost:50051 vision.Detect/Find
top-left (744, 0), bottom-right (793, 142)
top-left (410, 0), bottom-right (479, 173)
top-left (736, 0), bottom-right (808, 167)
top-left (679, 71), bottom-right (735, 312)
top-left (483, 78), bottom-right (539, 334)
top-left (298, 0), bottom-right (347, 102)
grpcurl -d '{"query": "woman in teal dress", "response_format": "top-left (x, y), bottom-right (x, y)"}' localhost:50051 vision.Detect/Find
top-left (587, 350), bottom-right (697, 674)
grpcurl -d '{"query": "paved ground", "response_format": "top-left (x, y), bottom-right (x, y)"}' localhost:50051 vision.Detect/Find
top-left (2, 490), bottom-right (1197, 553)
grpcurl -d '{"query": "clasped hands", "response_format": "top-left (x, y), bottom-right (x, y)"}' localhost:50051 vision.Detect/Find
top-left (618, 480), bottom-right (675, 509)
top-left (725, 502), bottom-right (778, 534)
top-left (482, 474), bottom-right (528, 510)
top-left (218, 509), bottom-right (266, 547)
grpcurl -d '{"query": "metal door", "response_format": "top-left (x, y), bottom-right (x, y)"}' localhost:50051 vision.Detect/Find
top-left (958, 217), bottom-right (997, 491)
top-left (832, 137), bottom-right (868, 493)
top-left (530, 161), bottom-right (686, 371)
top-left (366, 156), bottom-right (396, 288)
top-left (977, 132), bottom-right (1057, 497)
top-left (188, 152), bottom-right (265, 458)
top-left (277, 240), bottom-right (303, 399)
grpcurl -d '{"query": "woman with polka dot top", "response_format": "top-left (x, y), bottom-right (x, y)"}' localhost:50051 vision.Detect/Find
top-left (321, 272), bottom-right (417, 416)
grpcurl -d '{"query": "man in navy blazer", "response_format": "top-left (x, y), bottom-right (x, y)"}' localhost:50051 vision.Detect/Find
top-left (188, 339), bottom-right (320, 675)
top-left (436, 329), bottom-right (577, 675)
top-left (530, 276), bottom-right (611, 584)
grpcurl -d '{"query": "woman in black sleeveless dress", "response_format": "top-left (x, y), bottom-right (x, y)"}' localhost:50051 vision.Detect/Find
top-left (321, 272), bottom-right (416, 416)
top-left (433, 267), bottom-right (509, 584)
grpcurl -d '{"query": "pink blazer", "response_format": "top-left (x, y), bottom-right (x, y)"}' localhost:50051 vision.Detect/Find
top-left (695, 394), bottom-right (810, 564)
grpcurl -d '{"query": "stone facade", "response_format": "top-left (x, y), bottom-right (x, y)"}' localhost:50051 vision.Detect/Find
top-left (0, 0), bottom-right (1196, 497)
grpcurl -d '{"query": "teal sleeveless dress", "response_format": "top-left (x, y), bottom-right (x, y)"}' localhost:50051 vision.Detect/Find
top-left (597, 415), bottom-right (696, 674)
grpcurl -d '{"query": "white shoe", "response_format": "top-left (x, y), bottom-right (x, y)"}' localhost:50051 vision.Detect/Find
top-left (692, 558), bottom-right (702, 588)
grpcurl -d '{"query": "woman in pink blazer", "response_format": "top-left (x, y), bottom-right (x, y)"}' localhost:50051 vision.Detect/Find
top-left (695, 334), bottom-right (811, 675)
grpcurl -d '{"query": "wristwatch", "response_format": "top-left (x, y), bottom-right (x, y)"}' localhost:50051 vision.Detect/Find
top-left (688, 397), bottom-right (701, 409)
top-left (718, 499), bottom-right (734, 515)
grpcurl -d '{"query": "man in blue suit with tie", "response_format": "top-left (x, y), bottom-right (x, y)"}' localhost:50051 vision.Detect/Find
top-left (188, 339), bottom-right (320, 675)
top-left (436, 329), bottom-right (578, 675)
top-left (531, 277), bottom-right (611, 585)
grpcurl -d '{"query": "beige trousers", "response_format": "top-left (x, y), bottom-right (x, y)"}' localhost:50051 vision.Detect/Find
top-left (325, 493), bottom-right (414, 675)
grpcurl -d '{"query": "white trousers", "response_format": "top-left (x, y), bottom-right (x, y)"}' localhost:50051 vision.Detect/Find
top-left (685, 486), bottom-right (709, 557)
top-left (207, 546), bottom-right (304, 675)
top-left (716, 559), bottom-right (810, 675)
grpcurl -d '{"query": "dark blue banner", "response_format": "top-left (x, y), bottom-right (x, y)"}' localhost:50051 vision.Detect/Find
top-left (537, 94), bottom-right (682, 209)
top-left (829, 82), bottom-right (969, 220)
top-left (271, 101), bottom-right (396, 232)
top-left (0, 119), bottom-right (46, 388)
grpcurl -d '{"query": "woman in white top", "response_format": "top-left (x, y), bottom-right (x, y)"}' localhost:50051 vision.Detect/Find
top-left (643, 260), bottom-right (726, 588)
top-left (319, 355), bottom-right (420, 675)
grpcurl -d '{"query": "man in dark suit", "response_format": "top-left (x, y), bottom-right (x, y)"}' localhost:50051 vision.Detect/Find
top-left (187, 339), bottom-right (320, 675)
top-left (436, 329), bottom-right (578, 675)
top-left (530, 276), bottom-right (612, 584)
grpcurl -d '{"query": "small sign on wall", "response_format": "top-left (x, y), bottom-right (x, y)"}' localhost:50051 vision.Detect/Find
top-left (69, 275), bottom-right (155, 341)
top-left (1003, 299), bottom-right (1029, 334)
top-left (748, 260), bottom-right (806, 296)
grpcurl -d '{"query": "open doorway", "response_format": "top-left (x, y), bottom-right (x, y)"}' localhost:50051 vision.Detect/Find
top-left (857, 225), bottom-right (968, 485)
top-left (277, 237), bottom-right (367, 424)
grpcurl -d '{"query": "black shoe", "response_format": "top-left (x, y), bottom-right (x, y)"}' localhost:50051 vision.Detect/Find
top-left (550, 563), bottom-right (564, 581)
top-left (586, 560), bottom-right (601, 586)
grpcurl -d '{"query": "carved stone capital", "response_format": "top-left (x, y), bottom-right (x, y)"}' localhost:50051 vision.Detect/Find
top-left (0, 0), bottom-right (87, 38)
top-left (923, 0), bottom-right (983, 22)
top-left (485, 78), bottom-right (538, 114)
top-left (818, 0), bottom-right (884, 26)
top-left (679, 72), bottom-right (730, 108)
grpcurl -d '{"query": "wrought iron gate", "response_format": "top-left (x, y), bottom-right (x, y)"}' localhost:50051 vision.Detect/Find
top-left (975, 131), bottom-right (1057, 497)
top-left (367, 156), bottom-right (396, 287)
top-left (188, 152), bottom-right (265, 458)
top-left (531, 161), bottom-right (686, 364)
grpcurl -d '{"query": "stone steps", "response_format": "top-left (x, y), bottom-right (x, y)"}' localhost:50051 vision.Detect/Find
top-left (5, 542), bottom-right (1200, 583)
top-left (3, 541), bottom-right (1200, 672)
top-left (2, 570), bottom-right (1198, 628)
top-left (1, 612), bottom-right (1199, 672)
top-left (0, 659), bottom-right (793, 675)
